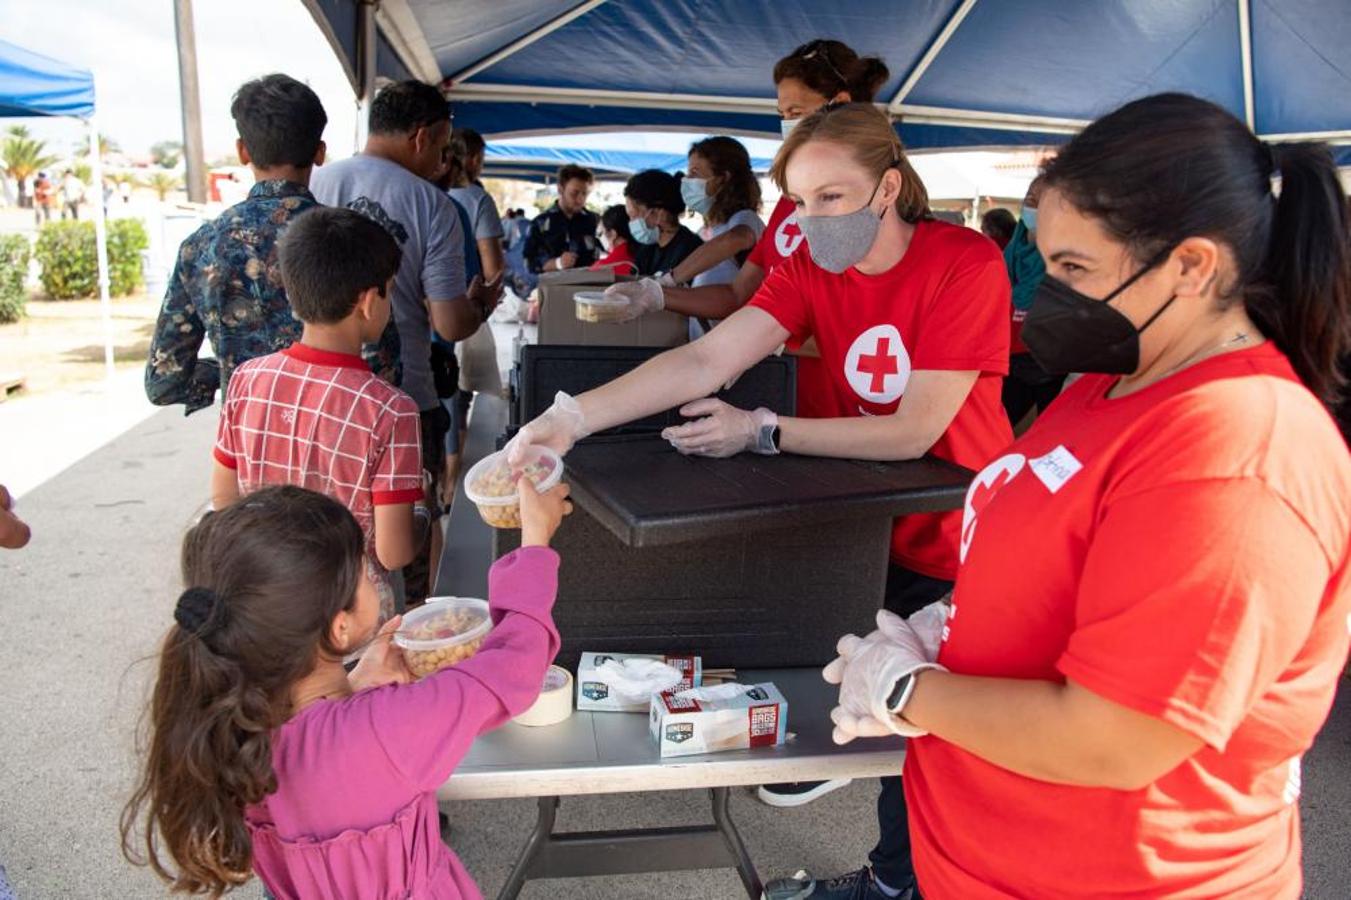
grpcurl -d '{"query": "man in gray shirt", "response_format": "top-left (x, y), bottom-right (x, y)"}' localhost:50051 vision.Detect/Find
top-left (311, 80), bottom-right (499, 604)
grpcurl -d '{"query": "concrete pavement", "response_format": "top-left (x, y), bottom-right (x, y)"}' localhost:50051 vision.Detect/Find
top-left (0, 406), bottom-right (1347, 898)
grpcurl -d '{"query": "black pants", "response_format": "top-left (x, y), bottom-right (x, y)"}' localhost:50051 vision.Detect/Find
top-left (1001, 352), bottom-right (1066, 427)
top-left (867, 563), bottom-right (953, 893)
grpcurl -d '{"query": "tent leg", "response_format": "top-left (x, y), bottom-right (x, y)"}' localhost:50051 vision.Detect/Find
top-left (88, 113), bottom-right (115, 382)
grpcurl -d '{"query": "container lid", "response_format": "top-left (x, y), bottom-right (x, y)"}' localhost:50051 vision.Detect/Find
top-left (393, 596), bottom-right (491, 651)
top-left (574, 290), bottom-right (627, 307)
top-left (463, 445), bottom-right (564, 507)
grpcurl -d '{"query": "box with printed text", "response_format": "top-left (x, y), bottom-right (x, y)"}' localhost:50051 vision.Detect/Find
top-left (649, 682), bottom-right (788, 758)
top-left (576, 651), bottom-right (704, 712)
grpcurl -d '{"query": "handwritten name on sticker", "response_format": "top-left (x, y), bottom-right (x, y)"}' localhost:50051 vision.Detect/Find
top-left (1029, 445), bottom-right (1083, 494)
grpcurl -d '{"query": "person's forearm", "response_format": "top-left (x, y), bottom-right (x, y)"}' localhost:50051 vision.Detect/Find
top-left (479, 239), bottom-right (505, 281)
top-left (778, 414), bottom-right (934, 460)
top-left (661, 283), bottom-right (745, 320)
top-left (671, 228), bottom-right (753, 284)
top-left (430, 296), bottom-right (482, 342)
top-left (578, 342), bottom-right (731, 434)
top-left (906, 671), bottom-right (1167, 789)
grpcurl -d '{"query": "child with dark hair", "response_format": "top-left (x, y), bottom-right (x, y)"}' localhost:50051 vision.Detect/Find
top-left (121, 482), bottom-right (570, 898)
top-left (145, 73), bottom-right (328, 414)
top-left (210, 207), bottom-right (425, 618)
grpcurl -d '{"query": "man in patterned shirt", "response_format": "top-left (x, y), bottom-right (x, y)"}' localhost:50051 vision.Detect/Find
top-left (144, 73), bottom-right (327, 414)
top-left (211, 208), bottom-right (428, 617)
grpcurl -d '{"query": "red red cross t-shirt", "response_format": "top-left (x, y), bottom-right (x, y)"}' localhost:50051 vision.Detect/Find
top-left (747, 196), bottom-right (833, 418)
top-left (905, 342), bottom-right (1351, 898)
top-left (749, 218), bottom-right (1012, 578)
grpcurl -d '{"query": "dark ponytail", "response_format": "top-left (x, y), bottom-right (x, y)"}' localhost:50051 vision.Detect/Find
top-left (773, 40), bottom-right (890, 104)
top-left (1042, 93), bottom-right (1351, 406)
top-left (121, 486), bottom-right (365, 896)
top-left (1258, 143), bottom-right (1351, 405)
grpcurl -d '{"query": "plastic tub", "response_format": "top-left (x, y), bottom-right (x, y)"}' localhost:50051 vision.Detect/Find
top-left (463, 445), bottom-right (564, 529)
top-left (394, 597), bottom-right (492, 679)
top-left (574, 290), bottom-right (629, 323)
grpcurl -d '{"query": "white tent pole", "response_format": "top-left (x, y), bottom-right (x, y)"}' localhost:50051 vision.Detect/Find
top-left (88, 111), bottom-right (114, 381)
top-left (1238, 0), bottom-right (1255, 130)
top-left (889, 0), bottom-right (980, 115)
top-left (448, 0), bottom-right (612, 86)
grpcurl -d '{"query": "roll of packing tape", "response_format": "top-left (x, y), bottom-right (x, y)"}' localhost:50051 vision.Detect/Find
top-left (514, 665), bottom-right (573, 727)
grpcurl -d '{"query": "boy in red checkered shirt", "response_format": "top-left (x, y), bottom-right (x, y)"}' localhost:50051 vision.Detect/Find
top-left (211, 207), bottom-right (429, 616)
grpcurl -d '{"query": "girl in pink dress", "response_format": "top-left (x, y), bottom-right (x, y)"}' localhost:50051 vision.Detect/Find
top-left (122, 481), bottom-right (571, 898)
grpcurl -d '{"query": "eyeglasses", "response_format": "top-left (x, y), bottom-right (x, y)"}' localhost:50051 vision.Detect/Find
top-left (800, 40), bottom-right (848, 92)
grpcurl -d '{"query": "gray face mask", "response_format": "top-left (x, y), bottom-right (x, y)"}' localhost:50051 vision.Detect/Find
top-left (795, 178), bottom-right (886, 274)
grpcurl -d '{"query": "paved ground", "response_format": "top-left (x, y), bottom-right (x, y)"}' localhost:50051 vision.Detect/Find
top-left (1, 406), bottom-right (1347, 898)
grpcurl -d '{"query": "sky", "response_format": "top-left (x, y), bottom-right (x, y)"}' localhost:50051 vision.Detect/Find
top-left (1, 0), bottom-right (359, 161)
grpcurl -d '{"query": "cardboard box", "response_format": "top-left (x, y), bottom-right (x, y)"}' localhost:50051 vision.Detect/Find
top-left (537, 270), bottom-right (689, 348)
top-left (576, 651), bottom-right (704, 712)
top-left (649, 683), bottom-right (788, 758)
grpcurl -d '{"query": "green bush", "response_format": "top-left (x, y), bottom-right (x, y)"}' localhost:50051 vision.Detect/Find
top-left (0, 233), bottom-right (30, 324)
top-left (33, 218), bottom-right (148, 299)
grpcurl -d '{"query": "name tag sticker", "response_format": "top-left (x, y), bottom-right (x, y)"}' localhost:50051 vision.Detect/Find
top-left (1029, 445), bottom-right (1083, 494)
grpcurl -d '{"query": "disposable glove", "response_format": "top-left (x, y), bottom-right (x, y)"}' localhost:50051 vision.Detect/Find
top-left (602, 278), bottom-right (665, 322)
top-left (823, 609), bottom-right (947, 745)
top-left (506, 391), bottom-right (589, 466)
top-left (660, 399), bottom-right (778, 458)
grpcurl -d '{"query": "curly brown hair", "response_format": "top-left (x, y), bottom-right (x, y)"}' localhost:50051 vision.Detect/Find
top-left (689, 136), bottom-right (762, 227)
top-left (120, 486), bottom-right (365, 896)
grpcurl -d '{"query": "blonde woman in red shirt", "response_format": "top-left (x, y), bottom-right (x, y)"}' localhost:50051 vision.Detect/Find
top-left (826, 92), bottom-right (1351, 899)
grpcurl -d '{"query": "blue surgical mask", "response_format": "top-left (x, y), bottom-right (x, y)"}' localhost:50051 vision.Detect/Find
top-left (1020, 206), bottom-right (1038, 231)
top-left (681, 177), bottom-right (712, 215)
top-left (629, 214), bottom-right (659, 245)
top-left (780, 118), bottom-right (801, 140)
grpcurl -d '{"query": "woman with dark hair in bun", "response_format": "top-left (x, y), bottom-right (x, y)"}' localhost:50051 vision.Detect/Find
top-left (623, 168), bottom-right (703, 276)
top-left (825, 92), bottom-right (1351, 899)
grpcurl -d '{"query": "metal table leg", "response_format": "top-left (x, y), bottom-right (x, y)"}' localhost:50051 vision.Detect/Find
top-left (494, 789), bottom-right (763, 898)
top-left (498, 796), bottom-right (558, 900)
top-left (711, 787), bottom-right (763, 899)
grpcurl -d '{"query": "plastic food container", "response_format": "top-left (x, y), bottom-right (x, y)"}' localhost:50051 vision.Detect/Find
top-left (574, 290), bottom-right (629, 323)
top-left (463, 445), bottom-right (564, 529)
top-left (394, 597), bottom-right (492, 679)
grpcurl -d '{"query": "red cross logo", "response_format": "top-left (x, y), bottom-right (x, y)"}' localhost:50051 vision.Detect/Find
top-left (844, 325), bottom-right (910, 404)
top-left (775, 214), bottom-right (805, 257)
top-left (857, 337), bottom-right (900, 394)
top-left (959, 454), bottom-right (1026, 563)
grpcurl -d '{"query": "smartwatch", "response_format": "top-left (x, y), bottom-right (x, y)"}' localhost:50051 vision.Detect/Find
top-left (771, 425), bottom-right (782, 452)
top-left (885, 671), bottom-right (919, 720)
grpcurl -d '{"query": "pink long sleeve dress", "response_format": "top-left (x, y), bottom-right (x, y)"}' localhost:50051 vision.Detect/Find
top-left (245, 547), bottom-right (560, 899)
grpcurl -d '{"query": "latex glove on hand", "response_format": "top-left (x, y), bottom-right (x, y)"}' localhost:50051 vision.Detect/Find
top-left (602, 278), bottom-right (665, 323)
top-left (823, 609), bottom-right (947, 745)
top-left (657, 272), bottom-right (678, 288)
top-left (507, 391), bottom-right (589, 466)
top-left (660, 399), bottom-right (778, 458)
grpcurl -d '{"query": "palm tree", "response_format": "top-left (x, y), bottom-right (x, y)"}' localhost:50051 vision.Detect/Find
top-left (144, 171), bottom-right (182, 201)
top-left (78, 132), bottom-right (120, 159)
top-left (2, 126), bottom-right (59, 207)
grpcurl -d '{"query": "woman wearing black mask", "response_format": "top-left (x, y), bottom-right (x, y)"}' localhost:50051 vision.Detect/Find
top-left (824, 93), bottom-right (1351, 898)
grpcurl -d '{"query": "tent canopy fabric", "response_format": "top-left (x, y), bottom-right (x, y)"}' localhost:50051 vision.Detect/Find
top-left (0, 38), bottom-right (96, 119)
top-left (302, 0), bottom-right (1351, 151)
top-left (484, 141), bottom-right (774, 178)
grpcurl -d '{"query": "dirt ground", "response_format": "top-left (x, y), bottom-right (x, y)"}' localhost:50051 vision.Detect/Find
top-left (0, 291), bottom-right (159, 399)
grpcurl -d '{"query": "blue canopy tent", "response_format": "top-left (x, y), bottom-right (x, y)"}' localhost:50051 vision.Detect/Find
top-left (300, 0), bottom-right (1351, 157)
top-left (482, 141), bottom-right (774, 181)
top-left (0, 39), bottom-right (115, 377)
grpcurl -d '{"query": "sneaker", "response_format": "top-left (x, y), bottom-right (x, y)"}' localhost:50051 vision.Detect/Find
top-left (796, 867), bottom-right (908, 900)
top-left (756, 779), bottom-right (852, 808)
